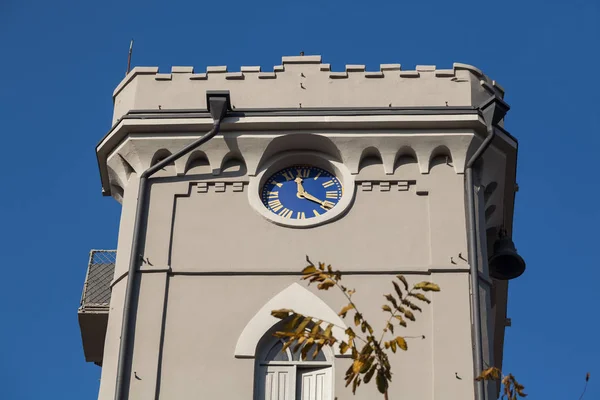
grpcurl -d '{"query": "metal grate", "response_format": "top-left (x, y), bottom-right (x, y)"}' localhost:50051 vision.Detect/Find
top-left (80, 250), bottom-right (116, 309)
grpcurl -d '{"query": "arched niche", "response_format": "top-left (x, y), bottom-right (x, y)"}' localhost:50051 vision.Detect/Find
top-left (256, 134), bottom-right (342, 173)
top-left (235, 283), bottom-right (347, 358)
top-left (219, 150), bottom-right (248, 178)
top-left (151, 148), bottom-right (176, 176)
top-left (393, 146), bottom-right (419, 177)
top-left (428, 145), bottom-right (454, 172)
top-left (184, 150), bottom-right (211, 175)
top-left (356, 147), bottom-right (384, 180)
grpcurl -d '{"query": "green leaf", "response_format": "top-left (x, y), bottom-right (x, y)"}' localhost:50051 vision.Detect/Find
top-left (354, 312), bottom-right (362, 326)
top-left (376, 369), bottom-right (389, 394)
top-left (397, 275), bottom-right (409, 290)
top-left (392, 281), bottom-right (403, 300)
top-left (364, 364), bottom-right (377, 384)
top-left (384, 294), bottom-right (399, 309)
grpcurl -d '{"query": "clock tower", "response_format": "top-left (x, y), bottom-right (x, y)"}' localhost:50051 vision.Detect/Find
top-left (78, 55), bottom-right (524, 400)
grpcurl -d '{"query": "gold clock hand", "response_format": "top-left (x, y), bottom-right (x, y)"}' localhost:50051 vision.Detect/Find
top-left (294, 177), bottom-right (305, 198)
top-left (302, 191), bottom-right (333, 209)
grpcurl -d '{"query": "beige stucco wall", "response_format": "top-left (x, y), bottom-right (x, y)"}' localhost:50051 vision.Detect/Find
top-left (96, 155), bottom-right (501, 400)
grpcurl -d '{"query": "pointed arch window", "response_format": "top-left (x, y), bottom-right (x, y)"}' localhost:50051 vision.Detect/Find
top-left (255, 323), bottom-right (333, 400)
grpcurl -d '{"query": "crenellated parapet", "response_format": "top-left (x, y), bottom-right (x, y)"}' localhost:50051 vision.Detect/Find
top-left (112, 55), bottom-right (505, 125)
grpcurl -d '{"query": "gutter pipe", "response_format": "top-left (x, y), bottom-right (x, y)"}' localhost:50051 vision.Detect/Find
top-left (114, 91), bottom-right (231, 400)
top-left (466, 94), bottom-right (509, 400)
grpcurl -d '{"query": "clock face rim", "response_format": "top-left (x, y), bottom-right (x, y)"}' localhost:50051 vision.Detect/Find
top-left (260, 165), bottom-right (344, 220)
top-left (247, 152), bottom-right (355, 228)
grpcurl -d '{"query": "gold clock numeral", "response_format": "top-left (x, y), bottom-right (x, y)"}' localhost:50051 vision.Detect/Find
top-left (269, 199), bottom-right (283, 212)
top-left (282, 171), bottom-right (295, 181)
top-left (321, 200), bottom-right (335, 210)
top-left (297, 211), bottom-right (306, 219)
top-left (322, 180), bottom-right (335, 188)
top-left (313, 171), bottom-right (322, 180)
top-left (296, 168), bottom-right (310, 178)
top-left (312, 209), bottom-right (320, 217)
top-left (279, 208), bottom-right (293, 218)
top-left (325, 191), bottom-right (338, 199)
top-left (268, 191), bottom-right (279, 198)
top-left (271, 180), bottom-right (283, 188)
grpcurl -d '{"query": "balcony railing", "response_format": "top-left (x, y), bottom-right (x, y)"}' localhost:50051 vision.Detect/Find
top-left (78, 250), bottom-right (116, 366)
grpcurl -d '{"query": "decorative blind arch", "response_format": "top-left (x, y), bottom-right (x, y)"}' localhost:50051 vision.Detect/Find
top-left (234, 283), bottom-right (347, 358)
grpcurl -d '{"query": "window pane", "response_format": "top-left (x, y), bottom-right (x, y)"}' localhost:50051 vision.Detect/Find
top-left (265, 340), bottom-right (289, 361)
top-left (292, 346), bottom-right (326, 361)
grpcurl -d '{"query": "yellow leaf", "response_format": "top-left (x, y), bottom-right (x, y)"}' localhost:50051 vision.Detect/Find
top-left (311, 320), bottom-right (322, 335)
top-left (271, 309), bottom-right (293, 319)
top-left (302, 265), bottom-right (317, 275)
top-left (382, 304), bottom-right (392, 312)
top-left (390, 340), bottom-right (397, 353)
top-left (395, 336), bottom-right (408, 351)
top-left (414, 281), bottom-right (441, 292)
top-left (345, 327), bottom-right (356, 340)
top-left (476, 367), bottom-right (501, 381)
top-left (324, 323), bottom-right (333, 338)
top-left (295, 317), bottom-right (311, 334)
top-left (352, 359), bottom-right (364, 374)
top-left (339, 303), bottom-right (355, 317)
top-left (394, 315), bottom-right (407, 327)
top-left (317, 279), bottom-right (335, 290)
top-left (339, 341), bottom-right (350, 354)
top-left (354, 312), bottom-right (362, 326)
top-left (409, 292), bottom-right (431, 303)
top-left (384, 341), bottom-right (390, 349)
top-left (387, 322), bottom-right (394, 334)
top-left (347, 289), bottom-right (356, 296)
top-left (404, 309), bottom-right (415, 321)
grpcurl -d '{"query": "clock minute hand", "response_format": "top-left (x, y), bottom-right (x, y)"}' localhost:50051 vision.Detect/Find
top-left (295, 177), bottom-right (306, 198)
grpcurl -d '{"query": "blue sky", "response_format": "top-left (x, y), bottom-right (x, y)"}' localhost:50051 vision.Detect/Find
top-left (1, 0), bottom-right (598, 398)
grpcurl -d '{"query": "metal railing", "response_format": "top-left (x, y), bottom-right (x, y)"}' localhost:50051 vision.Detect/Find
top-left (79, 250), bottom-right (116, 310)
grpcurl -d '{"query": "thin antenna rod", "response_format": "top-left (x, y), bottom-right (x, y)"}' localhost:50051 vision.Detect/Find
top-left (126, 39), bottom-right (134, 76)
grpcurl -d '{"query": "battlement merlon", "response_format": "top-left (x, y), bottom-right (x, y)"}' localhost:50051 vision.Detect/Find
top-left (111, 55), bottom-right (506, 126)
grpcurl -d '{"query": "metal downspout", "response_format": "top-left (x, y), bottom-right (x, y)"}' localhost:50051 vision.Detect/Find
top-left (466, 126), bottom-right (495, 400)
top-left (113, 93), bottom-right (230, 400)
top-left (467, 94), bottom-right (509, 400)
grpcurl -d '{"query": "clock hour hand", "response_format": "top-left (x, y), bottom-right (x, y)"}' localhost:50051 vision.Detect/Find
top-left (301, 191), bottom-right (333, 209)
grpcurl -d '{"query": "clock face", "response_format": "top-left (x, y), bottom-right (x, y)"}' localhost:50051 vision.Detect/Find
top-left (261, 165), bottom-right (343, 220)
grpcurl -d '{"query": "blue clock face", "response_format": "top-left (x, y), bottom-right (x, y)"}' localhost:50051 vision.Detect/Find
top-left (261, 165), bottom-right (343, 220)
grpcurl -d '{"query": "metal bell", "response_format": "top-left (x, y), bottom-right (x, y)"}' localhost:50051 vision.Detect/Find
top-left (488, 230), bottom-right (526, 280)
